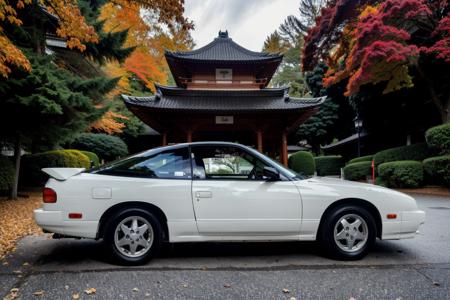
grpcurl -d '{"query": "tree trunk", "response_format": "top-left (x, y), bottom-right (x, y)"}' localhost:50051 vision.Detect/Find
top-left (10, 135), bottom-right (21, 200)
top-left (415, 64), bottom-right (447, 123)
top-left (443, 95), bottom-right (450, 123)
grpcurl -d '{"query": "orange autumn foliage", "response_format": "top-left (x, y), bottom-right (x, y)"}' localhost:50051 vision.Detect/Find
top-left (0, 0), bottom-right (98, 78)
top-left (90, 110), bottom-right (129, 134)
top-left (124, 50), bottom-right (166, 91)
top-left (100, 1), bottom-right (193, 93)
top-left (0, 0), bottom-right (191, 78)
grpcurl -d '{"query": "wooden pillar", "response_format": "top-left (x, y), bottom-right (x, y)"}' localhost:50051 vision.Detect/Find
top-left (161, 131), bottom-right (167, 146)
top-left (256, 130), bottom-right (263, 153)
top-left (186, 130), bottom-right (193, 143)
top-left (281, 131), bottom-right (288, 167)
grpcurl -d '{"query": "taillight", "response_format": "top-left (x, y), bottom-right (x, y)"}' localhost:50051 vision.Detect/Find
top-left (43, 188), bottom-right (57, 203)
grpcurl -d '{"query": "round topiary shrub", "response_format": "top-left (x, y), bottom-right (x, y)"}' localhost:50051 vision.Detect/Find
top-left (373, 143), bottom-right (430, 166)
top-left (21, 149), bottom-right (90, 186)
top-left (0, 156), bottom-right (15, 191)
top-left (288, 151), bottom-right (315, 176)
top-left (343, 161), bottom-right (372, 181)
top-left (348, 155), bottom-right (373, 165)
top-left (378, 160), bottom-right (424, 188)
top-left (71, 133), bottom-right (128, 161)
top-left (423, 155), bottom-right (450, 187)
top-left (425, 123), bottom-right (450, 155)
top-left (79, 150), bottom-right (100, 167)
top-left (314, 155), bottom-right (344, 176)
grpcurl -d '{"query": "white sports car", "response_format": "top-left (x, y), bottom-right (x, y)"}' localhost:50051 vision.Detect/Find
top-left (34, 142), bottom-right (425, 265)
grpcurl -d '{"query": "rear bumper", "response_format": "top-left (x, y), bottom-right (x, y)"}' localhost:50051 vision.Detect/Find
top-left (34, 208), bottom-right (98, 239)
top-left (382, 210), bottom-right (425, 240)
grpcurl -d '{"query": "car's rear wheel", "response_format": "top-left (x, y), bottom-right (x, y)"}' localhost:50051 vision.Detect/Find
top-left (104, 208), bottom-right (162, 265)
top-left (319, 205), bottom-right (376, 260)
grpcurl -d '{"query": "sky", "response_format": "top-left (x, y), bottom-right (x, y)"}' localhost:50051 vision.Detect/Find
top-left (184, 0), bottom-right (300, 51)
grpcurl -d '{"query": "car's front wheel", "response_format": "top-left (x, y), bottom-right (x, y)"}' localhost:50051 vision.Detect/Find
top-left (104, 208), bottom-right (162, 265)
top-left (320, 205), bottom-right (376, 260)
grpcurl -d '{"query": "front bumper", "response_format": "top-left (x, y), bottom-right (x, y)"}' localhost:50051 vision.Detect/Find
top-left (34, 208), bottom-right (98, 239)
top-left (382, 210), bottom-right (426, 240)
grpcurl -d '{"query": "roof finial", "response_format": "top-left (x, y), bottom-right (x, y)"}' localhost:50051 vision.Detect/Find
top-left (218, 30), bottom-right (229, 38)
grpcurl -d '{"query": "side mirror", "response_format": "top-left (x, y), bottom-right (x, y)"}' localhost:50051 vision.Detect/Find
top-left (263, 166), bottom-right (280, 181)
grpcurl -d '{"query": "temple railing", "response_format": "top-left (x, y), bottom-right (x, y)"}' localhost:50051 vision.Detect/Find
top-left (179, 77), bottom-right (267, 89)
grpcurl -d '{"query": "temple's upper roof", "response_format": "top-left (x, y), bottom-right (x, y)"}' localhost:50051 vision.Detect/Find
top-left (165, 30), bottom-right (282, 63)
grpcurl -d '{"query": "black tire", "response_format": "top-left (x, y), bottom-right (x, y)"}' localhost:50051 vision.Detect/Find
top-left (104, 208), bottom-right (162, 265)
top-left (319, 205), bottom-right (376, 260)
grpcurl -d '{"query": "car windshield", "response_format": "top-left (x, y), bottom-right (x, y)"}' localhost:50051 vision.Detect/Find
top-left (265, 155), bottom-right (308, 180)
top-left (242, 146), bottom-right (307, 180)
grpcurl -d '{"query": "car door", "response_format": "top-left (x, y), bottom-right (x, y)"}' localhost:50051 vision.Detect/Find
top-left (190, 144), bottom-right (302, 236)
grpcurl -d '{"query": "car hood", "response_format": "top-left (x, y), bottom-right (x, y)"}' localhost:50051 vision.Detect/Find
top-left (294, 176), bottom-right (409, 198)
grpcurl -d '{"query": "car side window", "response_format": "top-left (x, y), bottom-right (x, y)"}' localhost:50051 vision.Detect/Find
top-left (97, 147), bottom-right (191, 179)
top-left (191, 145), bottom-right (267, 180)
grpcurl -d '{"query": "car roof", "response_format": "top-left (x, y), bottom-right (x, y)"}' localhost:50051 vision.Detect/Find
top-left (160, 141), bottom-right (251, 150)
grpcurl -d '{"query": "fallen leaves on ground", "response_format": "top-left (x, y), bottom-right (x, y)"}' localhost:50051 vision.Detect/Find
top-left (4, 288), bottom-right (19, 300)
top-left (0, 191), bottom-right (43, 260)
top-left (84, 287), bottom-right (96, 295)
top-left (32, 290), bottom-right (45, 296)
top-left (72, 293), bottom-right (80, 299)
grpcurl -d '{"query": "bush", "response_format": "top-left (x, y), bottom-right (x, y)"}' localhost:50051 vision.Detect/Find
top-left (21, 149), bottom-right (90, 186)
top-left (0, 156), bottom-right (15, 191)
top-left (373, 143), bottom-right (430, 166)
top-left (71, 133), bottom-right (128, 161)
top-left (425, 123), bottom-right (450, 155)
top-left (343, 161), bottom-right (372, 181)
top-left (375, 177), bottom-right (387, 187)
top-left (79, 150), bottom-right (100, 167)
top-left (423, 155), bottom-right (450, 187)
top-left (288, 151), bottom-right (315, 176)
top-left (378, 160), bottom-right (424, 188)
top-left (314, 155), bottom-right (344, 176)
top-left (348, 155), bottom-right (373, 164)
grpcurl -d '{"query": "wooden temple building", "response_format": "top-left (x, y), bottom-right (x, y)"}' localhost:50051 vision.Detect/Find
top-left (122, 31), bottom-right (325, 166)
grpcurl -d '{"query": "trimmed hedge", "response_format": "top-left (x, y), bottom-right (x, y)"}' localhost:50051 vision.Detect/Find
top-left (288, 151), bottom-right (315, 176)
top-left (348, 155), bottom-right (373, 165)
top-left (425, 123), bottom-right (450, 155)
top-left (0, 156), bottom-right (15, 191)
top-left (373, 143), bottom-right (430, 166)
top-left (71, 133), bottom-right (128, 161)
top-left (423, 155), bottom-right (450, 187)
top-left (378, 160), bottom-right (424, 188)
top-left (343, 161), bottom-right (372, 181)
top-left (79, 150), bottom-right (100, 167)
top-left (21, 149), bottom-right (90, 186)
top-left (314, 155), bottom-right (344, 176)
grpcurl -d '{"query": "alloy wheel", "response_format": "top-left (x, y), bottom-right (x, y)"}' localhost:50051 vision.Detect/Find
top-left (114, 216), bottom-right (154, 258)
top-left (333, 213), bottom-right (369, 253)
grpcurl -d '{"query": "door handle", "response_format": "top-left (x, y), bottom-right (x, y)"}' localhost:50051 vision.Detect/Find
top-left (195, 191), bottom-right (212, 198)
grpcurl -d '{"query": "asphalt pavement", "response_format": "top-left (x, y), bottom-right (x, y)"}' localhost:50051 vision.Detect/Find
top-left (1, 194), bottom-right (449, 299)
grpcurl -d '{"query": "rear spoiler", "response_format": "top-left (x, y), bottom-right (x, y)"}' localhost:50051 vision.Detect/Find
top-left (42, 168), bottom-right (85, 181)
